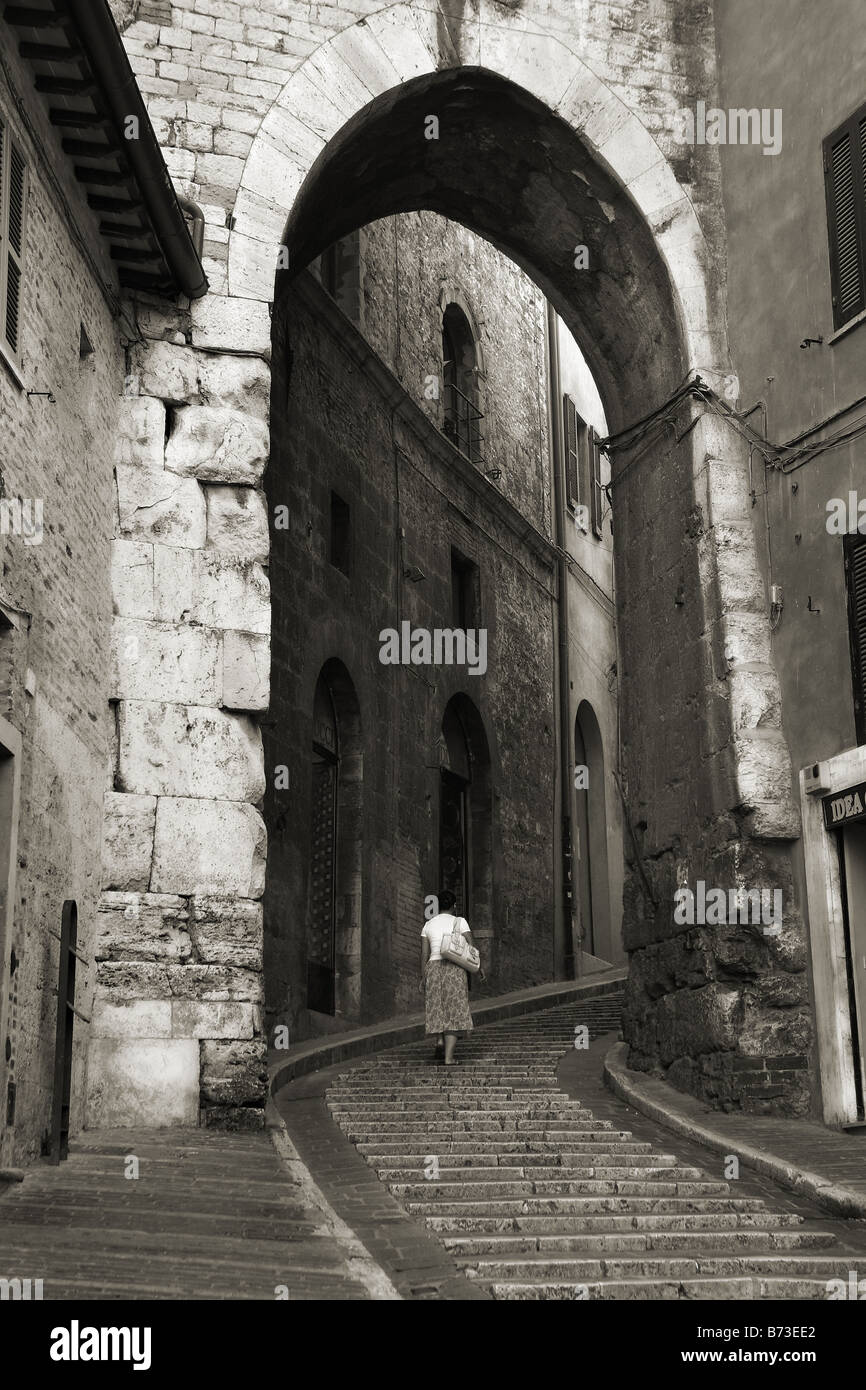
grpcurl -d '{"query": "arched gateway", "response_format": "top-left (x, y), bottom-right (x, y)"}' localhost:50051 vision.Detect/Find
top-left (91, 3), bottom-right (807, 1129)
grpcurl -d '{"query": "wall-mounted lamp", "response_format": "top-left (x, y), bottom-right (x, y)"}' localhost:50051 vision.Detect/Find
top-left (404, 565), bottom-right (425, 583)
top-left (799, 335), bottom-right (824, 349)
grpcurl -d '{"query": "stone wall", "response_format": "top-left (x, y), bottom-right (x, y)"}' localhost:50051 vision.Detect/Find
top-left (88, 295), bottom-right (272, 1130)
top-left (265, 266), bottom-right (558, 1042)
top-left (359, 211), bottom-right (552, 534)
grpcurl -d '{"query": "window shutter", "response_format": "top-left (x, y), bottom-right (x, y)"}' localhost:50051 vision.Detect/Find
top-left (845, 534), bottom-right (866, 744)
top-left (824, 105), bottom-right (866, 330)
top-left (563, 394), bottom-right (579, 506)
top-left (0, 116), bottom-right (27, 363)
top-left (589, 427), bottom-right (604, 538)
top-left (5, 141), bottom-right (25, 355)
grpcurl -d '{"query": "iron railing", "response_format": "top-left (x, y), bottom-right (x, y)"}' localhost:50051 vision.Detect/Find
top-left (443, 379), bottom-right (485, 464)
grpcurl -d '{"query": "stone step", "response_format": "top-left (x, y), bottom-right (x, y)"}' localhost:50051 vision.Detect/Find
top-left (328, 1103), bottom-right (586, 1115)
top-left (390, 1179), bottom-right (733, 1199)
top-left (405, 1196), bottom-right (770, 1216)
top-left (355, 1139), bottom-right (653, 1162)
top-left (0, 1202), bottom-right (309, 1240)
top-left (459, 1254), bottom-right (860, 1281)
top-left (485, 1277), bottom-right (835, 1301)
top-left (339, 1124), bottom-right (625, 1138)
top-left (357, 1145), bottom-right (659, 1162)
top-left (375, 1163), bottom-right (697, 1182)
top-left (424, 1211), bottom-right (806, 1234)
top-left (439, 1229), bottom-right (838, 1256)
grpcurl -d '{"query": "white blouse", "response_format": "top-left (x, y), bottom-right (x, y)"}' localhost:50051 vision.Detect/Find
top-left (421, 912), bottom-right (470, 962)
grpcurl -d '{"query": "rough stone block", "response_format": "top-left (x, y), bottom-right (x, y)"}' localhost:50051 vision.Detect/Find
top-left (198, 352), bottom-right (270, 417)
top-left (101, 791), bottom-right (156, 891)
top-left (205, 485), bottom-right (269, 560)
top-left (111, 618), bottom-right (221, 705)
top-left (111, 539), bottom-right (154, 620)
top-left (151, 797), bottom-right (266, 897)
top-left (85, 1038), bottom-right (199, 1127)
top-left (171, 1000), bottom-right (256, 1038)
top-left (153, 547), bottom-right (269, 631)
top-left (165, 405), bottom-right (268, 483)
top-left (200, 1040), bottom-right (267, 1105)
top-left (113, 396), bottom-right (166, 468)
top-left (96, 890), bottom-right (191, 961)
top-left (91, 998), bottom-right (172, 1038)
top-left (116, 464), bottom-right (207, 548)
top-left (129, 340), bottom-right (200, 403)
top-left (189, 896), bottom-right (263, 969)
top-left (171, 965), bottom-right (263, 1001)
top-left (203, 1105), bottom-right (265, 1131)
top-left (222, 630), bottom-right (269, 710)
top-left (96, 961), bottom-right (171, 998)
top-left (117, 701), bottom-right (265, 801)
top-left (190, 294), bottom-right (270, 355)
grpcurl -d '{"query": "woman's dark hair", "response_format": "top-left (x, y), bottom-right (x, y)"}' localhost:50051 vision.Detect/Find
top-left (438, 889), bottom-right (457, 911)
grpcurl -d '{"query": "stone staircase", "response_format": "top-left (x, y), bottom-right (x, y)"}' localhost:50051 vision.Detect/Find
top-left (326, 994), bottom-right (859, 1299)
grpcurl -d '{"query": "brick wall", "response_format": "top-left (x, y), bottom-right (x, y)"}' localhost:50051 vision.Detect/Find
top-left (0, 43), bottom-right (124, 1164)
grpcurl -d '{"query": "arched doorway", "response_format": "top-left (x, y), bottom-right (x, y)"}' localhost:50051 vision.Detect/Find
top-left (306, 661), bottom-right (363, 1023)
top-left (438, 695), bottom-right (493, 945)
top-left (574, 700), bottom-right (613, 964)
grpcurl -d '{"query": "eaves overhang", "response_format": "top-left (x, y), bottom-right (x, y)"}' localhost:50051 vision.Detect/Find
top-left (1, 0), bottom-right (208, 299)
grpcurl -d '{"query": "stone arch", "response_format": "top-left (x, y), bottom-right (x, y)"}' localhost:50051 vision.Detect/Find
top-left (227, 2), bottom-right (720, 402)
top-left (242, 4), bottom-right (806, 1110)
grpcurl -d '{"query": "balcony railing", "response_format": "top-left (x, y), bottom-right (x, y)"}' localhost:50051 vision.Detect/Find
top-left (443, 380), bottom-right (485, 465)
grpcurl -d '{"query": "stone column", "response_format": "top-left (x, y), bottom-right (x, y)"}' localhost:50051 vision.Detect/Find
top-left (86, 297), bottom-right (272, 1130)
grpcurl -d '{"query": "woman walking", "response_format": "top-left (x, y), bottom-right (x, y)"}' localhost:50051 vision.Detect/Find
top-left (420, 890), bottom-right (483, 1066)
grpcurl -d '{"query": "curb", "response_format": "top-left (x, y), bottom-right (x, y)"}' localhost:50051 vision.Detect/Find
top-left (604, 1041), bottom-right (866, 1221)
top-left (265, 1097), bottom-right (402, 1301)
top-left (269, 967), bottom-right (627, 1093)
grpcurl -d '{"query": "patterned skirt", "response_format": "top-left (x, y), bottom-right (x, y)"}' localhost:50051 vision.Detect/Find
top-left (424, 959), bottom-right (474, 1035)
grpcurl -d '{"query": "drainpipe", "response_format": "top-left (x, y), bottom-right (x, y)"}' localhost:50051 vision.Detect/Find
top-left (177, 196), bottom-right (206, 259)
top-left (546, 303), bottom-right (578, 979)
top-left (66, 0), bottom-right (209, 299)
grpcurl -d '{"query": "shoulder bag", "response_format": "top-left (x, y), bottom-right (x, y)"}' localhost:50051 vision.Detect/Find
top-left (439, 915), bottom-right (481, 974)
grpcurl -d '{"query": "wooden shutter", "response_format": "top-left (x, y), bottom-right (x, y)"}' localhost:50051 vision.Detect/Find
top-left (845, 534), bottom-right (866, 744)
top-left (589, 427), bottom-right (604, 538)
top-left (824, 104), bottom-right (866, 330)
top-left (563, 394), bottom-right (579, 507)
top-left (0, 115), bottom-right (27, 363)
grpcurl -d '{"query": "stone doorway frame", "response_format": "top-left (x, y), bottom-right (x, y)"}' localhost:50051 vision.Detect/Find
top-left (800, 745), bottom-right (866, 1127)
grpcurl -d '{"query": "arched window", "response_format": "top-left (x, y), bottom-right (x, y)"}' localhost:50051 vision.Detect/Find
top-left (442, 303), bottom-right (483, 463)
top-left (306, 662), bottom-right (363, 1020)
